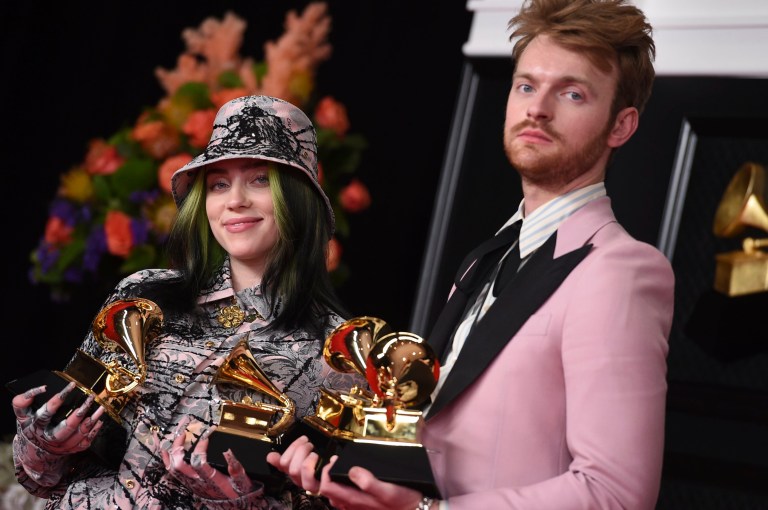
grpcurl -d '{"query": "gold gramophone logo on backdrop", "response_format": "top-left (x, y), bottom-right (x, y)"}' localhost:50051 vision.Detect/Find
top-left (712, 162), bottom-right (768, 296)
top-left (206, 338), bottom-right (296, 481)
top-left (303, 316), bottom-right (442, 498)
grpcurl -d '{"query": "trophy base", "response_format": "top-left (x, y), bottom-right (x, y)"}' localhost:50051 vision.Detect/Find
top-left (207, 430), bottom-right (285, 488)
top-left (5, 369), bottom-right (127, 470)
top-left (322, 440), bottom-right (441, 499)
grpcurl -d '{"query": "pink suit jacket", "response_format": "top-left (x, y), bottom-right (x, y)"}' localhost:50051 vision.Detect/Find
top-left (422, 196), bottom-right (675, 509)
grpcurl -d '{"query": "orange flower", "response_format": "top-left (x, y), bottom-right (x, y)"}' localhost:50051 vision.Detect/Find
top-left (182, 109), bottom-right (216, 148)
top-left (84, 139), bottom-right (124, 176)
top-left (132, 114), bottom-right (180, 160)
top-left (104, 210), bottom-right (133, 258)
top-left (211, 87), bottom-right (250, 108)
top-left (327, 237), bottom-right (342, 271)
top-left (158, 153), bottom-right (194, 194)
top-left (317, 162), bottom-right (324, 185)
top-left (44, 217), bottom-right (74, 245)
top-left (339, 179), bottom-right (371, 213)
top-left (314, 96), bottom-right (350, 137)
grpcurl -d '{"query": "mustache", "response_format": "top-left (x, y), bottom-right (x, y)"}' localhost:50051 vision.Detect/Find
top-left (510, 120), bottom-right (560, 141)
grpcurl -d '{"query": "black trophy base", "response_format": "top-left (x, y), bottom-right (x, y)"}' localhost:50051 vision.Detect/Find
top-left (324, 440), bottom-right (441, 499)
top-left (6, 369), bottom-right (80, 422)
top-left (207, 430), bottom-right (284, 488)
top-left (5, 369), bottom-right (127, 470)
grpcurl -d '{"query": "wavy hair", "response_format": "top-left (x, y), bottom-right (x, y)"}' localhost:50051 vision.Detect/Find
top-left (508, 0), bottom-right (655, 117)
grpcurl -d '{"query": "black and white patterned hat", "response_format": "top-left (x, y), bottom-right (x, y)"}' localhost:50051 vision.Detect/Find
top-left (171, 95), bottom-right (334, 232)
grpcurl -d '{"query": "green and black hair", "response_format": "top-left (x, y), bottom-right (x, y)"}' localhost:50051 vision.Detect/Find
top-left (144, 163), bottom-right (348, 336)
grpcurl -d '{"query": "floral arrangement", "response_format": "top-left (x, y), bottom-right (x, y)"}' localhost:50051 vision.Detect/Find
top-left (30, 2), bottom-right (371, 301)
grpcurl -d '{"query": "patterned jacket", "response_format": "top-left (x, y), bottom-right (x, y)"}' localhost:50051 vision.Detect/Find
top-left (14, 263), bottom-right (361, 509)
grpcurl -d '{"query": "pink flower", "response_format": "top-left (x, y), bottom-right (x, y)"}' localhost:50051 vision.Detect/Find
top-left (327, 237), bottom-right (342, 271)
top-left (84, 139), bottom-right (124, 175)
top-left (44, 217), bottom-right (73, 245)
top-left (339, 179), bottom-right (371, 213)
top-left (314, 96), bottom-right (350, 137)
top-left (104, 210), bottom-right (133, 258)
top-left (158, 153), bottom-right (194, 194)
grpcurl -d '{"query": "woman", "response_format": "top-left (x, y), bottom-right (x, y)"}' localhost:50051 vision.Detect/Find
top-left (11, 95), bottom-right (360, 509)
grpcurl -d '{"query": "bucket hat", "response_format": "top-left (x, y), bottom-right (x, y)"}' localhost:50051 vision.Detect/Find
top-left (171, 95), bottom-right (334, 232)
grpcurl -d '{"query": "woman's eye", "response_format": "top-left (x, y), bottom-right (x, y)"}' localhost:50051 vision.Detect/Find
top-left (208, 181), bottom-right (228, 191)
top-left (251, 173), bottom-right (269, 186)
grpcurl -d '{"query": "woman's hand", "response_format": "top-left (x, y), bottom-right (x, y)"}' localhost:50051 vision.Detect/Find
top-left (161, 418), bottom-right (255, 500)
top-left (267, 436), bottom-right (426, 510)
top-left (266, 435), bottom-right (322, 495)
top-left (12, 383), bottom-right (105, 456)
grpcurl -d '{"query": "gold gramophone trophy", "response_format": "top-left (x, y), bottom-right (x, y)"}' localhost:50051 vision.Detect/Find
top-left (303, 317), bottom-right (442, 498)
top-left (206, 339), bottom-right (296, 483)
top-left (6, 298), bottom-right (163, 467)
top-left (712, 162), bottom-right (768, 296)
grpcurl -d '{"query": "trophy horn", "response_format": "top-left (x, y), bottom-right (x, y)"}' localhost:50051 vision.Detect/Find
top-left (323, 316), bottom-right (393, 375)
top-left (713, 162), bottom-right (768, 238)
top-left (213, 339), bottom-right (295, 436)
top-left (93, 298), bottom-right (163, 396)
top-left (365, 331), bottom-right (440, 429)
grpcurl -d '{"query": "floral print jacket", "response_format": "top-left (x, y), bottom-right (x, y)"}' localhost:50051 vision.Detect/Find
top-left (13, 264), bottom-right (362, 509)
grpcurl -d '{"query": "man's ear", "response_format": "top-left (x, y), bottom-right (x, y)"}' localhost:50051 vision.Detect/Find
top-left (607, 107), bottom-right (639, 148)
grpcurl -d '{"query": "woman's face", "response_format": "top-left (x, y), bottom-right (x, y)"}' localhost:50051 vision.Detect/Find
top-left (205, 159), bottom-right (278, 283)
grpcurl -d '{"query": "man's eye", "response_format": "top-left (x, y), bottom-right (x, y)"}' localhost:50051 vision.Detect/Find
top-left (566, 91), bottom-right (583, 101)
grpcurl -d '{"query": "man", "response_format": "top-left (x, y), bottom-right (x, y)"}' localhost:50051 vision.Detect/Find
top-left (268, 1), bottom-right (675, 509)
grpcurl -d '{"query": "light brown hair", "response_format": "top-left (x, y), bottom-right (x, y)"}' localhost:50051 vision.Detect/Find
top-left (508, 0), bottom-right (655, 116)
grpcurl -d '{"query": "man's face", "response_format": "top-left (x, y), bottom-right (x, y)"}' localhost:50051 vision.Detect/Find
top-left (503, 35), bottom-right (621, 194)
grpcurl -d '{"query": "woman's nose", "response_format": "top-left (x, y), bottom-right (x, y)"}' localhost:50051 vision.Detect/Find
top-left (226, 184), bottom-right (251, 208)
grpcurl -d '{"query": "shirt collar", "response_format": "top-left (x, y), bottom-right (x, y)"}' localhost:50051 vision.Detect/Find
top-left (499, 182), bottom-right (607, 259)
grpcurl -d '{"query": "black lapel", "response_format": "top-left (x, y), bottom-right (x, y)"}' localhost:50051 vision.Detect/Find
top-left (426, 234), bottom-right (592, 419)
top-left (427, 223), bottom-right (522, 362)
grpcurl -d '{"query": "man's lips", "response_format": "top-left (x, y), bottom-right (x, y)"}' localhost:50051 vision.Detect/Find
top-left (517, 128), bottom-right (553, 143)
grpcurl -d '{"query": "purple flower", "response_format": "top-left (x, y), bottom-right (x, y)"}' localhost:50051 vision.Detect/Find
top-left (50, 200), bottom-right (78, 226)
top-left (131, 218), bottom-right (150, 246)
top-left (36, 243), bottom-right (60, 273)
top-left (84, 229), bottom-right (107, 273)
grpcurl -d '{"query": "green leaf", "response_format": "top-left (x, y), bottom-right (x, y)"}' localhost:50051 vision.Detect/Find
top-left (253, 61), bottom-right (267, 85)
top-left (91, 175), bottom-right (114, 203)
top-left (218, 70), bottom-right (244, 88)
top-left (332, 205), bottom-right (350, 238)
top-left (120, 244), bottom-right (157, 274)
top-left (109, 159), bottom-right (157, 199)
top-left (171, 82), bottom-right (214, 110)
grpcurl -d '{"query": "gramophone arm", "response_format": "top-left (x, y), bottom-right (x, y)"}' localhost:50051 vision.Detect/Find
top-left (104, 361), bottom-right (145, 395)
top-left (743, 237), bottom-right (768, 254)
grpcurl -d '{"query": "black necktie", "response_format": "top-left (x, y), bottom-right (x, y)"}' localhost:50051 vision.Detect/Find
top-left (427, 221), bottom-right (522, 362)
top-left (492, 239), bottom-right (521, 297)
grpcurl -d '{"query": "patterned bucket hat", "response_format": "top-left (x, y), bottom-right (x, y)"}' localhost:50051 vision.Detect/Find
top-left (171, 95), bottom-right (334, 232)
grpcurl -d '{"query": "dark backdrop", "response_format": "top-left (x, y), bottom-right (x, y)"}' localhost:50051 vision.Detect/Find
top-left (0, 1), bottom-right (473, 435)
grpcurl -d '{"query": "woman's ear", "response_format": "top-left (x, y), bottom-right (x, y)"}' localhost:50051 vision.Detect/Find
top-left (607, 107), bottom-right (639, 148)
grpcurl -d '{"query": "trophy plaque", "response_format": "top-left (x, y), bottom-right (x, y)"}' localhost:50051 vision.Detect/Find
top-left (207, 339), bottom-right (296, 486)
top-left (303, 317), bottom-right (442, 498)
top-left (6, 298), bottom-right (163, 467)
top-left (712, 162), bottom-right (768, 296)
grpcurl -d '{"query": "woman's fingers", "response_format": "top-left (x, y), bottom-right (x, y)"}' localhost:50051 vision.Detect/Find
top-left (11, 385), bottom-right (47, 421)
